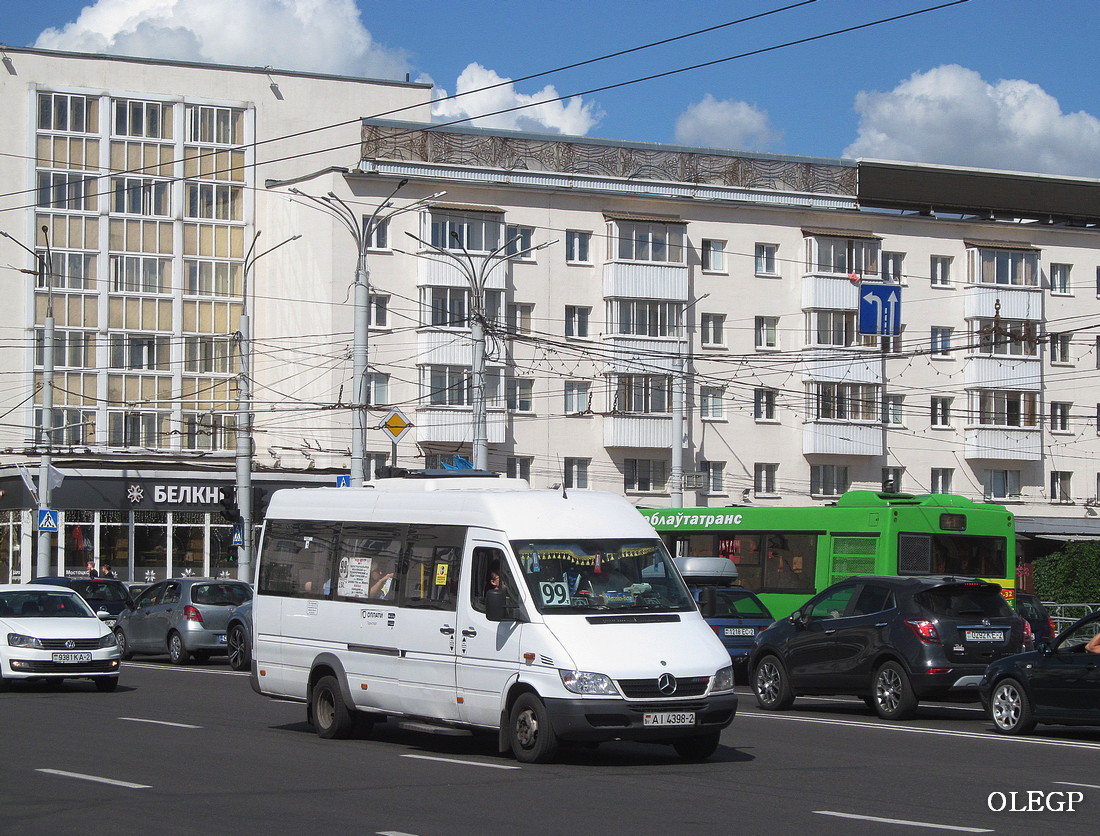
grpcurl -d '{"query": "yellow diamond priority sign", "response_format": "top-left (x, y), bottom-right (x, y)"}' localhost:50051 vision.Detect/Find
top-left (381, 408), bottom-right (412, 443)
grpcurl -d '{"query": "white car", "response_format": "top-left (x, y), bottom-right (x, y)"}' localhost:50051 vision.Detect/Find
top-left (0, 584), bottom-right (121, 692)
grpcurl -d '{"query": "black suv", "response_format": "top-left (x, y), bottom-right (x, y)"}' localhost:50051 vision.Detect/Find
top-left (750, 575), bottom-right (1027, 720)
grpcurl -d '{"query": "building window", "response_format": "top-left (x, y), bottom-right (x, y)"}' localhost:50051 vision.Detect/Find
top-left (754, 388), bottom-right (777, 421)
top-left (1050, 401), bottom-right (1070, 431)
top-left (613, 300), bottom-right (682, 338)
top-left (755, 316), bottom-right (779, 349)
top-left (185, 183), bottom-right (242, 221)
top-left (811, 465), bottom-right (849, 497)
top-left (111, 256), bottom-right (170, 294)
top-left (974, 247), bottom-right (1038, 286)
top-left (184, 336), bottom-right (235, 374)
top-left (882, 395), bottom-right (903, 426)
top-left (882, 467), bottom-right (903, 493)
top-left (363, 373), bottom-right (388, 407)
top-left (625, 459), bottom-right (668, 493)
top-left (881, 251), bottom-right (904, 283)
top-left (700, 386), bottom-right (724, 420)
top-left (363, 217), bottom-right (389, 250)
top-left (186, 105), bottom-right (242, 144)
top-left (614, 375), bottom-right (670, 413)
top-left (564, 380), bottom-right (590, 414)
top-left (564, 457), bottom-right (589, 489)
top-left (428, 287), bottom-right (468, 328)
top-left (1049, 263), bottom-right (1071, 294)
top-left (183, 412), bottom-right (234, 451)
top-left (185, 260), bottom-right (239, 297)
top-left (35, 408), bottom-right (94, 446)
top-left (1049, 333), bottom-right (1071, 364)
top-left (755, 243), bottom-right (778, 275)
top-left (1050, 471), bottom-right (1072, 503)
top-left (609, 220), bottom-right (685, 264)
top-left (977, 390), bottom-right (1038, 427)
top-left (36, 171), bottom-right (95, 211)
top-left (986, 469), bottom-right (1021, 499)
top-left (506, 457), bottom-right (532, 481)
top-left (429, 210), bottom-right (503, 252)
top-left (507, 378), bottom-right (534, 412)
top-left (808, 235), bottom-right (880, 278)
top-left (702, 461), bottom-right (726, 493)
top-left (931, 326), bottom-right (952, 357)
top-left (930, 255), bottom-right (952, 286)
top-left (507, 303), bottom-right (533, 335)
top-left (931, 468), bottom-right (953, 494)
top-left (34, 329), bottom-right (94, 369)
top-left (754, 463), bottom-right (778, 495)
top-left (931, 397), bottom-right (952, 427)
top-left (701, 239), bottom-right (725, 272)
top-left (565, 231), bottom-right (591, 264)
top-left (114, 99), bottom-right (172, 139)
top-left (37, 250), bottom-right (95, 290)
top-left (812, 383), bottom-right (878, 421)
top-left (108, 411), bottom-right (164, 448)
top-left (565, 305), bottom-right (590, 338)
top-left (368, 295), bottom-right (389, 328)
top-left (506, 225), bottom-right (534, 259)
top-left (38, 92), bottom-right (97, 133)
top-left (427, 365), bottom-right (470, 406)
top-left (976, 318), bottom-right (1038, 357)
top-left (809, 310), bottom-right (859, 347)
top-left (112, 177), bottom-right (170, 217)
top-left (110, 333), bottom-right (169, 370)
top-left (700, 314), bottom-right (725, 347)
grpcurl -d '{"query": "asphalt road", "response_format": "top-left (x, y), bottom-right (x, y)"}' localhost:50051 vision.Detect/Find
top-left (1, 660), bottom-right (1097, 836)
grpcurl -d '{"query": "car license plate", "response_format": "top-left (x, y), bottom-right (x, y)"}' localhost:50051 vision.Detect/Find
top-left (724, 627), bottom-right (755, 637)
top-left (643, 712), bottom-right (695, 727)
top-left (964, 629), bottom-right (1004, 642)
top-left (52, 652), bottom-right (92, 663)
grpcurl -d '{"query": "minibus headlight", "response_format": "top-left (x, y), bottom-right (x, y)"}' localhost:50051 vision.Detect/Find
top-left (8, 633), bottom-right (43, 649)
top-left (711, 665), bottom-right (735, 693)
top-left (559, 669), bottom-right (618, 696)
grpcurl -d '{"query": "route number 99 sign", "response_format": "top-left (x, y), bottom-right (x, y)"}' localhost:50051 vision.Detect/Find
top-left (540, 581), bottom-right (570, 606)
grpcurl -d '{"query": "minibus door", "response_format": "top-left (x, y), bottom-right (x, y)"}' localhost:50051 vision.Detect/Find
top-left (456, 544), bottom-right (524, 727)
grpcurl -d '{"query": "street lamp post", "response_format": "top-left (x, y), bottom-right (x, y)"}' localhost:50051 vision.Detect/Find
top-left (236, 231), bottom-right (299, 582)
top-left (405, 231), bottom-right (550, 471)
top-left (3, 226), bottom-right (55, 577)
top-left (288, 182), bottom-right (444, 484)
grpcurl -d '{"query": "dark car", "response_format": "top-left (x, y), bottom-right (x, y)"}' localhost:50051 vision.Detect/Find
top-left (979, 609), bottom-right (1100, 734)
top-left (1014, 592), bottom-right (1056, 645)
top-left (114, 578), bottom-right (252, 664)
top-left (225, 599), bottom-right (252, 672)
top-left (30, 577), bottom-right (133, 628)
top-left (750, 575), bottom-right (1029, 720)
top-left (675, 557), bottom-right (773, 682)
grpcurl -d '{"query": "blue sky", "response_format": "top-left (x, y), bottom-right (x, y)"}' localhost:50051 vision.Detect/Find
top-left (5, 0), bottom-right (1100, 176)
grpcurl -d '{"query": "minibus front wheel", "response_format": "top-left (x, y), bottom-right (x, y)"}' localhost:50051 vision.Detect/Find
top-left (509, 693), bottom-right (559, 764)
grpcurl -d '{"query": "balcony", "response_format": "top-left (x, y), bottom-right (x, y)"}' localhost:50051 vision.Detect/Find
top-left (801, 274), bottom-right (862, 310)
top-left (802, 349), bottom-right (882, 384)
top-left (604, 414), bottom-right (671, 448)
top-left (964, 426), bottom-right (1041, 461)
top-left (803, 421), bottom-right (883, 456)
top-left (416, 253), bottom-right (509, 290)
top-left (603, 262), bottom-right (688, 301)
top-left (963, 283), bottom-right (1042, 320)
top-left (413, 407), bottom-right (506, 444)
top-left (602, 336), bottom-right (686, 375)
top-left (963, 355), bottom-right (1041, 390)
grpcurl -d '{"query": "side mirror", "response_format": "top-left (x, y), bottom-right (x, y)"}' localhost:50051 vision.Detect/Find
top-left (699, 586), bottom-right (718, 619)
top-left (485, 589), bottom-right (509, 622)
top-left (790, 609), bottom-right (807, 629)
top-left (1037, 640), bottom-right (1053, 656)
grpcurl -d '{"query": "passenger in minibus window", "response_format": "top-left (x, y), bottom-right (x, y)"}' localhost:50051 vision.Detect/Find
top-left (369, 562), bottom-right (395, 599)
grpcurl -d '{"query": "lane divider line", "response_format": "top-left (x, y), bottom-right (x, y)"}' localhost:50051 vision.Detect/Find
top-left (815, 811), bottom-right (992, 832)
top-left (36, 769), bottom-right (150, 789)
top-left (119, 717), bottom-right (202, 729)
top-left (401, 754), bottom-right (520, 770)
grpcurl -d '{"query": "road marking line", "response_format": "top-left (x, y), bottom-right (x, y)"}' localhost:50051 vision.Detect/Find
top-left (401, 754), bottom-right (520, 770)
top-left (121, 661), bottom-right (249, 676)
top-left (815, 811), bottom-right (992, 832)
top-left (36, 769), bottom-right (150, 789)
top-left (119, 717), bottom-right (201, 729)
top-left (740, 710), bottom-right (1100, 751)
top-left (1053, 781), bottom-right (1100, 789)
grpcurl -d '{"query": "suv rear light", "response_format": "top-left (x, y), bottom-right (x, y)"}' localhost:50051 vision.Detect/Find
top-left (1022, 619), bottom-right (1034, 645)
top-left (183, 605), bottom-right (204, 623)
top-left (1047, 617), bottom-right (1057, 638)
top-left (905, 619), bottom-right (941, 644)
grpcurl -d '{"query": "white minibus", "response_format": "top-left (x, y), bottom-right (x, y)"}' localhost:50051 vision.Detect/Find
top-left (250, 474), bottom-right (737, 763)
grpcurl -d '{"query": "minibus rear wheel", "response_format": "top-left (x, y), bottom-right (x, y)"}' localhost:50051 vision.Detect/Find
top-left (312, 675), bottom-right (355, 739)
top-left (509, 693), bottom-right (559, 764)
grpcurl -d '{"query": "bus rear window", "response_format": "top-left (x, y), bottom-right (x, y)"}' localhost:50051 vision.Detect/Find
top-left (898, 533), bottom-right (1006, 578)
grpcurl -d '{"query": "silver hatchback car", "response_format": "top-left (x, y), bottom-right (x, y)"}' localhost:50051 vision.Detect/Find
top-left (114, 578), bottom-right (252, 665)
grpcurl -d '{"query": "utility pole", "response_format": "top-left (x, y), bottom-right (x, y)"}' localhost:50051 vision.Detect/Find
top-left (3, 226), bottom-right (55, 577)
top-left (236, 232), bottom-right (299, 583)
top-left (405, 230), bottom-right (549, 471)
top-left (287, 180), bottom-right (443, 483)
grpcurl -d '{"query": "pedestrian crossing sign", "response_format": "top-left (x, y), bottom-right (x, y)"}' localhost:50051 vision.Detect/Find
top-left (37, 509), bottom-right (59, 532)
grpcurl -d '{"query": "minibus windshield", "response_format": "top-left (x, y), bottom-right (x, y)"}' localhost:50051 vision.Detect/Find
top-left (511, 538), bottom-right (694, 614)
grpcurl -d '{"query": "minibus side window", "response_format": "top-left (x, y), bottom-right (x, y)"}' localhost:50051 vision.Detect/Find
top-left (470, 546), bottom-right (516, 613)
top-left (398, 524), bottom-right (464, 610)
top-left (337, 523), bottom-right (403, 601)
top-left (257, 520), bottom-right (340, 598)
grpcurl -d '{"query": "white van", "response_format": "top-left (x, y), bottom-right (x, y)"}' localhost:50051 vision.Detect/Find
top-left (250, 474), bottom-right (737, 763)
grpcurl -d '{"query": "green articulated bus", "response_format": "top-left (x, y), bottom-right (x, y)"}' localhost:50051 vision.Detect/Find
top-left (641, 491), bottom-right (1016, 619)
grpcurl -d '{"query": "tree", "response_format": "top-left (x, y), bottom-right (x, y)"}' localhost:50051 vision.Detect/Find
top-left (1031, 542), bottom-right (1100, 604)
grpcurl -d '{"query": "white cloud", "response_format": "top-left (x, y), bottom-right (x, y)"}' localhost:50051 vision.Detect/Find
top-left (431, 63), bottom-right (602, 137)
top-left (674, 94), bottom-right (782, 151)
top-left (34, 0), bottom-right (411, 80)
top-left (844, 64), bottom-right (1100, 177)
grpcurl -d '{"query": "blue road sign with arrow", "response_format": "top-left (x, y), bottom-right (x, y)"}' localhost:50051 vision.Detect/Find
top-left (858, 285), bottom-right (902, 336)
